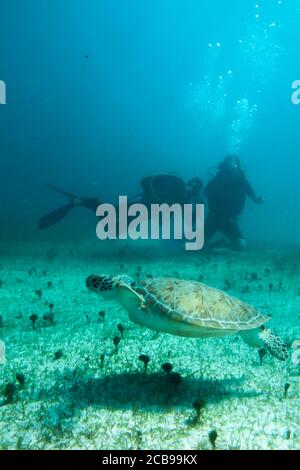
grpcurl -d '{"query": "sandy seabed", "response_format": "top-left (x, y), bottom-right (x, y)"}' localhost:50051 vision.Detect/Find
top-left (0, 240), bottom-right (299, 450)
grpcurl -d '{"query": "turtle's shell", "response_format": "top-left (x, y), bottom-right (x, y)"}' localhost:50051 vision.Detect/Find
top-left (134, 278), bottom-right (270, 331)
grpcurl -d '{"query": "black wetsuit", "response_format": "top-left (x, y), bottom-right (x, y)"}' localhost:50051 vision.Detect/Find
top-left (140, 174), bottom-right (188, 206)
top-left (204, 170), bottom-right (257, 243)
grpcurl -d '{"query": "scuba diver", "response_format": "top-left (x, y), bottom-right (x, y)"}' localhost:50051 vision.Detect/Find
top-left (204, 155), bottom-right (264, 250)
top-left (38, 174), bottom-right (204, 230)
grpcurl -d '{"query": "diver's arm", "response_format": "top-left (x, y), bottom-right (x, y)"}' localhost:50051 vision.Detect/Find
top-left (245, 180), bottom-right (264, 204)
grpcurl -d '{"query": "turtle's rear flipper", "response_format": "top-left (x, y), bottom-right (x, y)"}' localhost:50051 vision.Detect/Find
top-left (240, 327), bottom-right (288, 361)
top-left (38, 203), bottom-right (74, 230)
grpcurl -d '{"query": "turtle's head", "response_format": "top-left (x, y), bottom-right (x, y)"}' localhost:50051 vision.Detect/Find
top-left (86, 274), bottom-right (134, 299)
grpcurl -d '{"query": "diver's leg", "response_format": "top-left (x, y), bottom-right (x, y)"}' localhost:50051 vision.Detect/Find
top-left (221, 218), bottom-right (246, 250)
top-left (232, 238), bottom-right (247, 250)
top-left (203, 213), bottom-right (229, 249)
top-left (81, 198), bottom-right (101, 212)
top-left (204, 212), bottom-right (218, 246)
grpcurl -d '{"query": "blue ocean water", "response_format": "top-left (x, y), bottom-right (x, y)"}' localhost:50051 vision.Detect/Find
top-left (0, 0), bottom-right (299, 244)
top-left (0, 0), bottom-right (299, 451)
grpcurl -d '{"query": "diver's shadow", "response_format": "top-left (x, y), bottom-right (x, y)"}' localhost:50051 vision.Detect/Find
top-left (67, 372), bottom-right (260, 410)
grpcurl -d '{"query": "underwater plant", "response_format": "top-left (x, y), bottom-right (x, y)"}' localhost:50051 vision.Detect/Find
top-left (117, 323), bottom-right (124, 337)
top-left (99, 353), bottom-right (105, 368)
top-left (258, 348), bottom-right (267, 365)
top-left (241, 285), bottom-right (250, 294)
top-left (168, 372), bottom-right (182, 386)
top-left (16, 373), bottom-right (25, 387)
top-left (138, 354), bottom-right (150, 372)
top-left (187, 399), bottom-right (206, 427)
top-left (209, 430), bottom-right (218, 450)
top-left (43, 312), bottom-right (55, 326)
top-left (113, 336), bottom-right (121, 352)
top-left (98, 310), bottom-right (105, 321)
top-left (54, 350), bottom-right (63, 360)
top-left (284, 383), bottom-right (290, 399)
top-left (161, 362), bottom-right (173, 374)
top-left (35, 289), bottom-right (42, 299)
top-left (193, 399), bottom-right (205, 421)
top-left (29, 313), bottom-right (38, 329)
top-left (3, 383), bottom-right (16, 404)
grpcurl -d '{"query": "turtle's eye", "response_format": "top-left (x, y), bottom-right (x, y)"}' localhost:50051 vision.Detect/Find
top-left (86, 275), bottom-right (100, 290)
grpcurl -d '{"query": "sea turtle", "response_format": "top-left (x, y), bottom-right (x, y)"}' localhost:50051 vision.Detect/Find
top-left (86, 274), bottom-right (288, 361)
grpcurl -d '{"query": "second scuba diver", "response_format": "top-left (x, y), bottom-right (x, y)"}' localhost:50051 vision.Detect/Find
top-left (204, 155), bottom-right (264, 250)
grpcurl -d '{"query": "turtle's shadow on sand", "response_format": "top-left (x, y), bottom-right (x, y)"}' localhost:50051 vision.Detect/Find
top-left (51, 371), bottom-right (261, 410)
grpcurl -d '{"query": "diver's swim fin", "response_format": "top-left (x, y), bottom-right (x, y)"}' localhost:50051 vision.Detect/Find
top-left (38, 184), bottom-right (101, 230)
top-left (44, 183), bottom-right (79, 200)
top-left (38, 184), bottom-right (80, 230)
top-left (38, 203), bottom-right (74, 230)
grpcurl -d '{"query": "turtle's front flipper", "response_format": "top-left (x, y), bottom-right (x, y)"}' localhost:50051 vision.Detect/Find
top-left (240, 327), bottom-right (288, 361)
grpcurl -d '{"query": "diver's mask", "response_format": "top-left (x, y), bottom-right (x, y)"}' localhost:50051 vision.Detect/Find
top-left (219, 155), bottom-right (241, 177)
top-left (186, 177), bottom-right (203, 196)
